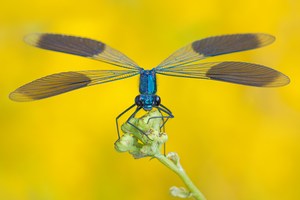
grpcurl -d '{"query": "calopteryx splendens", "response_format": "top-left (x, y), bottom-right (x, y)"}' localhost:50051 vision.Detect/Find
top-left (9, 33), bottom-right (290, 137)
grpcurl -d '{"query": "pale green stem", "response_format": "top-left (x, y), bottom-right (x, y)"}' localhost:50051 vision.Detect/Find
top-left (155, 154), bottom-right (206, 200)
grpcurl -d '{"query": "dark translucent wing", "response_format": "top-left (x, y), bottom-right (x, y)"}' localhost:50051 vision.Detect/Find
top-left (24, 33), bottom-right (140, 70)
top-left (156, 61), bottom-right (290, 87)
top-left (156, 33), bottom-right (275, 69)
top-left (9, 70), bottom-right (139, 101)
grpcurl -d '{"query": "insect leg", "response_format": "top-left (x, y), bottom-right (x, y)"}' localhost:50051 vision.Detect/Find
top-left (116, 103), bottom-right (136, 140)
top-left (146, 105), bottom-right (174, 128)
top-left (145, 106), bottom-right (173, 155)
top-left (126, 106), bottom-right (152, 139)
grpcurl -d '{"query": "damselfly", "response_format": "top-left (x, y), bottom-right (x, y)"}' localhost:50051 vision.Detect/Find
top-left (9, 33), bottom-right (290, 137)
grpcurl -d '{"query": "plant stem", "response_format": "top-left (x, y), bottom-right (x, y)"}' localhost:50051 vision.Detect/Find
top-left (155, 154), bottom-right (206, 200)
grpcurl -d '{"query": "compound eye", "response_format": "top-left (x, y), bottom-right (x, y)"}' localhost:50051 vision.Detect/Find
top-left (153, 96), bottom-right (161, 106)
top-left (135, 95), bottom-right (143, 107)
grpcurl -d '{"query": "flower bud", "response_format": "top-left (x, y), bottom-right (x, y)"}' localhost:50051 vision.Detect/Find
top-left (169, 186), bottom-right (191, 198)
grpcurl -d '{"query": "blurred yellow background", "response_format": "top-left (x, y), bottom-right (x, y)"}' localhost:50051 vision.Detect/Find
top-left (1, 0), bottom-right (300, 200)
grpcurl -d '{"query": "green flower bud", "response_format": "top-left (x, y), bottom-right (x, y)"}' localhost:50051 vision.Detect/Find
top-left (116, 110), bottom-right (166, 158)
top-left (114, 134), bottom-right (137, 152)
top-left (169, 186), bottom-right (191, 198)
top-left (167, 152), bottom-right (180, 165)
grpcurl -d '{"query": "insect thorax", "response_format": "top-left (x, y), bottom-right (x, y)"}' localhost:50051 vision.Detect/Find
top-left (139, 69), bottom-right (157, 95)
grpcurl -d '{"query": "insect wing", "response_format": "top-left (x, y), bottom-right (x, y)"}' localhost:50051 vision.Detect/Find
top-left (156, 61), bottom-right (290, 87)
top-left (156, 33), bottom-right (275, 69)
top-left (25, 33), bottom-right (140, 70)
top-left (9, 70), bottom-right (139, 101)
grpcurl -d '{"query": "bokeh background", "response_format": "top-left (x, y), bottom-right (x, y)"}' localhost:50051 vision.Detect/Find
top-left (1, 0), bottom-right (300, 200)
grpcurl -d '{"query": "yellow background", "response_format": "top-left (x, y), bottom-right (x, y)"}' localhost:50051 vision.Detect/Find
top-left (1, 0), bottom-right (300, 200)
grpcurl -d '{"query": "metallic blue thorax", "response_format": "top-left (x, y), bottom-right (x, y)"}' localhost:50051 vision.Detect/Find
top-left (139, 69), bottom-right (157, 95)
top-left (139, 69), bottom-right (157, 110)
